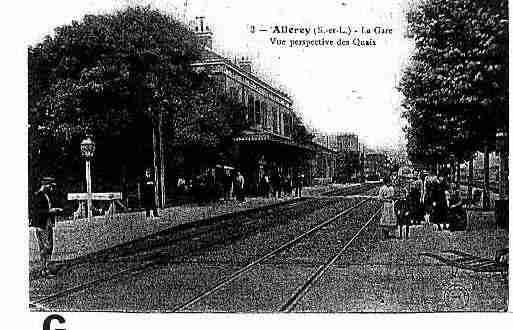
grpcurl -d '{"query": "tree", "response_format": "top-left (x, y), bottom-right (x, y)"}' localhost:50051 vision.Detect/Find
top-left (399, 0), bottom-right (507, 207)
top-left (28, 6), bottom-right (239, 205)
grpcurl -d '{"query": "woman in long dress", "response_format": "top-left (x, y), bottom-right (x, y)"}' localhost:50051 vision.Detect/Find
top-left (379, 176), bottom-right (397, 239)
top-left (406, 179), bottom-right (423, 225)
top-left (431, 175), bottom-right (449, 230)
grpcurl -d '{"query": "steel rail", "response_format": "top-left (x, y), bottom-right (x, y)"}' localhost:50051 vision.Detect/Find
top-left (29, 196), bottom-right (357, 309)
top-left (279, 207), bottom-right (382, 312)
top-left (29, 184), bottom-right (377, 310)
top-left (29, 197), bottom-right (319, 308)
top-left (172, 198), bottom-right (372, 312)
top-left (321, 182), bottom-right (380, 197)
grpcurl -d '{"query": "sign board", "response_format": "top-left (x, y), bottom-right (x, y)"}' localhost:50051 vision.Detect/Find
top-left (68, 192), bottom-right (122, 201)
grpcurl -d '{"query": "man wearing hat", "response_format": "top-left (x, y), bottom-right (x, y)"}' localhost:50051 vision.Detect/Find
top-left (31, 177), bottom-right (62, 277)
top-left (142, 168), bottom-right (160, 219)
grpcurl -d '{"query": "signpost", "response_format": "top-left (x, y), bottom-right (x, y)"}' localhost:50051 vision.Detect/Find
top-left (76, 137), bottom-right (124, 220)
top-left (81, 137), bottom-right (95, 221)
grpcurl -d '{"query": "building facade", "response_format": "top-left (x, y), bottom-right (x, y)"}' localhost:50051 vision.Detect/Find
top-left (337, 133), bottom-right (360, 153)
top-left (310, 142), bottom-right (336, 185)
top-left (191, 19), bottom-right (313, 191)
top-left (364, 153), bottom-right (388, 180)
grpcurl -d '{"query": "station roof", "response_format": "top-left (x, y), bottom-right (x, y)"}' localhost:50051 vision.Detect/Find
top-left (192, 49), bottom-right (292, 104)
top-left (235, 131), bottom-right (315, 152)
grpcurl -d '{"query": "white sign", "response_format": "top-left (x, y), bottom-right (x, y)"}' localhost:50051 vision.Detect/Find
top-left (67, 192), bottom-right (122, 201)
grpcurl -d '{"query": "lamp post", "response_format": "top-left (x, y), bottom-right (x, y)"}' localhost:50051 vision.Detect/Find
top-left (495, 130), bottom-right (508, 229)
top-left (496, 130), bottom-right (508, 199)
top-left (81, 137), bottom-right (96, 221)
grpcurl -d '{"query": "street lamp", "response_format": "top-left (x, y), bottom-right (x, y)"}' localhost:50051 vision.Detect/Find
top-left (81, 137), bottom-right (95, 221)
top-left (495, 130), bottom-right (508, 229)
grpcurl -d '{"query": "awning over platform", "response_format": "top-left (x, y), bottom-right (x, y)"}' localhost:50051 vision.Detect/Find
top-left (234, 132), bottom-right (315, 152)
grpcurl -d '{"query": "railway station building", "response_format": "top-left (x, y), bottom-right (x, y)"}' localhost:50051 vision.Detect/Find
top-left (190, 19), bottom-right (317, 192)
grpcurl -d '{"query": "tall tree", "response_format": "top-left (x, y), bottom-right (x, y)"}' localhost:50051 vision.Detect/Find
top-left (399, 0), bottom-right (508, 207)
top-left (28, 6), bottom-right (240, 204)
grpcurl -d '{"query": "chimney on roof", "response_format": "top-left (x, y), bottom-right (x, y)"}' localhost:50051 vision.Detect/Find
top-left (238, 56), bottom-right (252, 73)
top-left (194, 16), bottom-right (213, 50)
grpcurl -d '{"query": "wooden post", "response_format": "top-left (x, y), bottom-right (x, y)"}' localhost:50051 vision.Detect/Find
top-left (86, 159), bottom-right (92, 221)
top-left (467, 154), bottom-right (474, 202)
top-left (137, 182), bottom-right (142, 209)
top-left (483, 144), bottom-right (490, 210)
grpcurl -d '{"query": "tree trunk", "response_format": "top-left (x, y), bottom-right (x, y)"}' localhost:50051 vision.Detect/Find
top-left (467, 154), bottom-right (474, 202)
top-left (483, 144), bottom-right (490, 210)
top-left (152, 124), bottom-right (160, 208)
top-left (159, 109), bottom-right (166, 208)
top-left (121, 164), bottom-right (127, 206)
top-left (456, 161), bottom-right (461, 186)
top-left (499, 149), bottom-right (508, 200)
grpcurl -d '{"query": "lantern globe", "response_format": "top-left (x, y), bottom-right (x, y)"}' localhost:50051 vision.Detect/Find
top-left (80, 137), bottom-right (96, 159)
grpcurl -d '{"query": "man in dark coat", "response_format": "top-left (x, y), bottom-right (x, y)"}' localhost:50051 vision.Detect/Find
top-left (406, 180), bottom-right (423, 225)
top-left (142, 169), bottom-right (159, 219)
top-left (222, 169), bottom-right (233, 200)
top-left (271, 170), bottom-right (282, 198)
top-left (233, 171), bottom-right (245, 202)
top-left (294, 172), bottom-right (304, 198)
top-left (31, 177), bottom-right (62, 277)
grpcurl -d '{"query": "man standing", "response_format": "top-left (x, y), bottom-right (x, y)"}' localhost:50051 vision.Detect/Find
top-left (142, 168), bottom-right (160, 219)
top-left (222, 169), bottom-right (233, 201)
top-left (31, 177), bottom-right (62, 277)
top-left (271, 170), bottom-right (282, 199)
top-left (294, 171), bottom-right (304, 198)
top-left (234, 171), bottom-right (245, 202)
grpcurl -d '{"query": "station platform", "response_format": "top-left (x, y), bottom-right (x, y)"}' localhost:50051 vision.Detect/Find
top-left (28, 183), bottom-right (343, 273)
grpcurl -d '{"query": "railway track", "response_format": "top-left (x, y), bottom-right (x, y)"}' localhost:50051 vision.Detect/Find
top-left (279, 207), bottom-right (381, 312)
top-left (30, 183), bottom-right (379, 311)
top-left (171, 198), bottom-right (379, 311)
top-left (170, 199), bottom-right (381, 312)
top-left (321, 182), bottom-right (381, 197)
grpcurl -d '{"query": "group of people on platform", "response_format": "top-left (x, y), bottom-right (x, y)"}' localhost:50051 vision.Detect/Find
top-left (176, 169), bottom-right (305, 204)
top-left (260, 171), bottom-right (305, 199)
top-left (379, 171), bottom-right (466, 239)
top-left (176, 170), bottom-right (247, 203)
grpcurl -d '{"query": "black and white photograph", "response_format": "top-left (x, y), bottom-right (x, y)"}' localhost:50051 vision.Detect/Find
top-left (12, 0), bottom-right (511, 323)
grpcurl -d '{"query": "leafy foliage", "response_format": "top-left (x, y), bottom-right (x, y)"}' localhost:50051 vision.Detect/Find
top-left (28, 6), bottom-right (244, 193)
top-left (399, 0), bottom-right (508, 166)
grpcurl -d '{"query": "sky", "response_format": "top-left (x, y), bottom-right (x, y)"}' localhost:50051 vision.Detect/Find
top-left (25, 0), bottom-right (415, 149)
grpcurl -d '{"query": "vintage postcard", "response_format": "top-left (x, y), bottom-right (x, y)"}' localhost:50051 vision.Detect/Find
top-left (18, 0), bottom-right (511, 327)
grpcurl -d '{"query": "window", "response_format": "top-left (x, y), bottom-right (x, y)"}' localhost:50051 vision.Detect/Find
top-left (270, 107), bottom-right (276, 132)
top-left (248, 95), bottom-right (255, 125)
top-left (229, 87), bottom-right (237, 99)
top-left (262, 102), bottom-right (268, 129)
top-left (241, 89), bottom-right (247, 122)
top-left (255, 99), bottom-right (261, 126)
top-left (283, 113), bottom-right (290, 136)
top-left (276, 109), bottom-right (281, 134)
